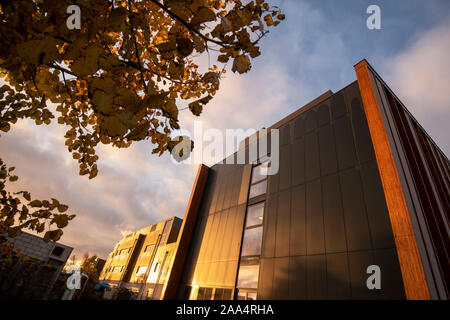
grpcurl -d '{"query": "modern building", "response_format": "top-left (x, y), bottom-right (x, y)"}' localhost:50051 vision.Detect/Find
top-left (161, 60), bottom-right (449, 300)
top-left (99, 216), bottom-right (182, 300)
top-left (0, 231), bottom-right (73, 299)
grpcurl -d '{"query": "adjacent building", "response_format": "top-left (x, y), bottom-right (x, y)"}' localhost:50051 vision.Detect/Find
top-left (0, 231), bottom-right (73, 299)
top-left (161, 60), bottom-right (449, 300)
top-left (99, 216), bottom-right (182, 300)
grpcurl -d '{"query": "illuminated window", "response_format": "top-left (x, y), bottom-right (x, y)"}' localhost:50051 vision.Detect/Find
top-left (251, 162), bottom-right (269, 184)
top-left (241, 227), bottom-right (263, 256)
top-left (160, 220), bottom-right (172, 243)
top-left (237, 263), bottom-right (260, 289)
top-left (249, 180), bottom-right (267, 198)
top-left (245, 202), bottom-right (264, 227)
top-left (136, 266), bottom-right (148, 276)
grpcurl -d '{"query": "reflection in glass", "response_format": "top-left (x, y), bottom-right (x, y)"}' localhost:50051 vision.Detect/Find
top-left (160, 220), bottom-right (172, 243)
top-left (237, 264), bottom-right (260, 288)
top-left (249, 180), bottom-right (267, 198)
top-left (241, 227), bottom-right (263, 256)
top-left (251, 162), bottom-right (269, 184)
top-left (246, 202), bottom-right (264, 227)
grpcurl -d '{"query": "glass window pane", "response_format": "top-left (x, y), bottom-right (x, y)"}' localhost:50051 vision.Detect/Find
top-left (246, 202), bottom-right (264, 227)
top-left (160, 220), bottom-right (172, 243)
top-left (241, 226), bottom-right (263, 256)
top-left (251, 163), bottom-right (269, 184)
top-left (237, 264), bottom-right (260, 288)
top-left (249, 180), bottom-right (267, 198)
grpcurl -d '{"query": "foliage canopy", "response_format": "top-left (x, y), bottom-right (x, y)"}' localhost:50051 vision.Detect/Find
top-left (0, 0), bottom-right (283, 246)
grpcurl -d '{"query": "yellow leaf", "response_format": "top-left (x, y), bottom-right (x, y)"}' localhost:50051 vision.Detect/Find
top-left (16, 38), bottom-right (60, 64)
top-left (29, 200), bottom-right (42, 207)
top-left (164, 100), bottom-right (178, 120)
top-left (103, 116), bottom-right (128, 137)
top-left (125, 121), bottom-right (150, 141)
top-left (108, 7), bottom-right (128, 32)
top-left (193, 36), bottom-right (205, 53)
top-left (57, 204), bottom-right (69, 213)
top-left (191, 7), bottom-right (216, 25)
top-left (70, 45), bottom-right (101, 77)
top-left (114, 87), bottom-right (138, 107)
top-left (92, 90), bottom-right (114, 115)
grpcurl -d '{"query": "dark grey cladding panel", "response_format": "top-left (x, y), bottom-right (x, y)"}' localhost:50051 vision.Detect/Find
top-left (318, 124), bottom-right (338, 176)
top-left (326, 253), bottom-right (351, 299)
top-left (292, 137), bottom-right (305, 186)
top-left (340, 168), bottom-right (373, 251)
top-left (275, 189), bottom-right (291, 257)
top-left (334, 116), bottom-right (357, 170)
top-left (262, 195), bottom-right (277, 258)
top-left (294, 116), bottom-right (305, 139)
top-left (351, 96), bottom-right (376, 164)
top-left (306, 180), bottom-right (325, 255)
top-left (318, 103), bottom-right (331, 127)
top-left (305, 131), bottom-right (320, 181)
top-left (258, 258), bottom-right (274, 300)
top-left (331, 91), bottom-right (347, 120)
top-left (272, 257), bottom-right (290, 299)
top-left (288, 255), bottom-right (307, 299)
top-left (290, 185), bottom-right (306, 256)
top-left (360, 161), bottom-right (396, 249)
top-left (306, 255), bottom-right (327, 299)
top-left (278, 144), bottom-right (292, 191)
top-left (322, 173), bottom-right (347, 253)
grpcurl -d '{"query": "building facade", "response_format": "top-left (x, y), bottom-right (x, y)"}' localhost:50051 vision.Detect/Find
top-left (162, 60), bottom-right (449, 300)
top-left (0, 231), bottom-right (73, 299)
top-left (99, 216), bottom-right (182, 300)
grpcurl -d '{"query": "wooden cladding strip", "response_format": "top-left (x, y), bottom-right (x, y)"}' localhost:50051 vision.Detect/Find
top-left (162, 164), bottom-right (210, 300)
top-left (354, 60), bottom-right (430, 300)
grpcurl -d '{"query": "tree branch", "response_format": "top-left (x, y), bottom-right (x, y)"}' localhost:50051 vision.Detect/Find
top-left (146, 0), bottom-right (230, 48)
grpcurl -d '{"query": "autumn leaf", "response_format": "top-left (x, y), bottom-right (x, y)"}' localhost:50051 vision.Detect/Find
top-left (232, 54), bottom-right (251, 74)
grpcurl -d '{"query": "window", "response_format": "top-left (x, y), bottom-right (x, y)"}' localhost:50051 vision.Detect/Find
top-left (120, 248), bottom-right (129, 255)
top-left (249, 180), bottom-right (267, 198)
top-left (249, 162), bottom-right (268, 199)
top-left (234, 163), bottom-right (268, 299)
top-left (160, 220), bottom-right (172, 243)
top-left (112, 266), bottom-right (122, 273)
top-left (237, 263), bottom-right (260, 289)
top-left (136, 266), bottom-right (148, 276)
top-left (245, 202), bottom-right (264, 227)
top-left (154, 262), bottom-right (161, 273)
top-left (241, 227), bottom-right (263, 256)
top-left (251, 162), bottom-right (269, 184)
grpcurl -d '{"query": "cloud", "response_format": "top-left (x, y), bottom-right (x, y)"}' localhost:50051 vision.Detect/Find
top-left (382, 20), bottom-right (450, 156)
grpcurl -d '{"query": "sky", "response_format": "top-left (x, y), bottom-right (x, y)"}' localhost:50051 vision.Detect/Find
top-left (1, 0), bottom-right (449, 259)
